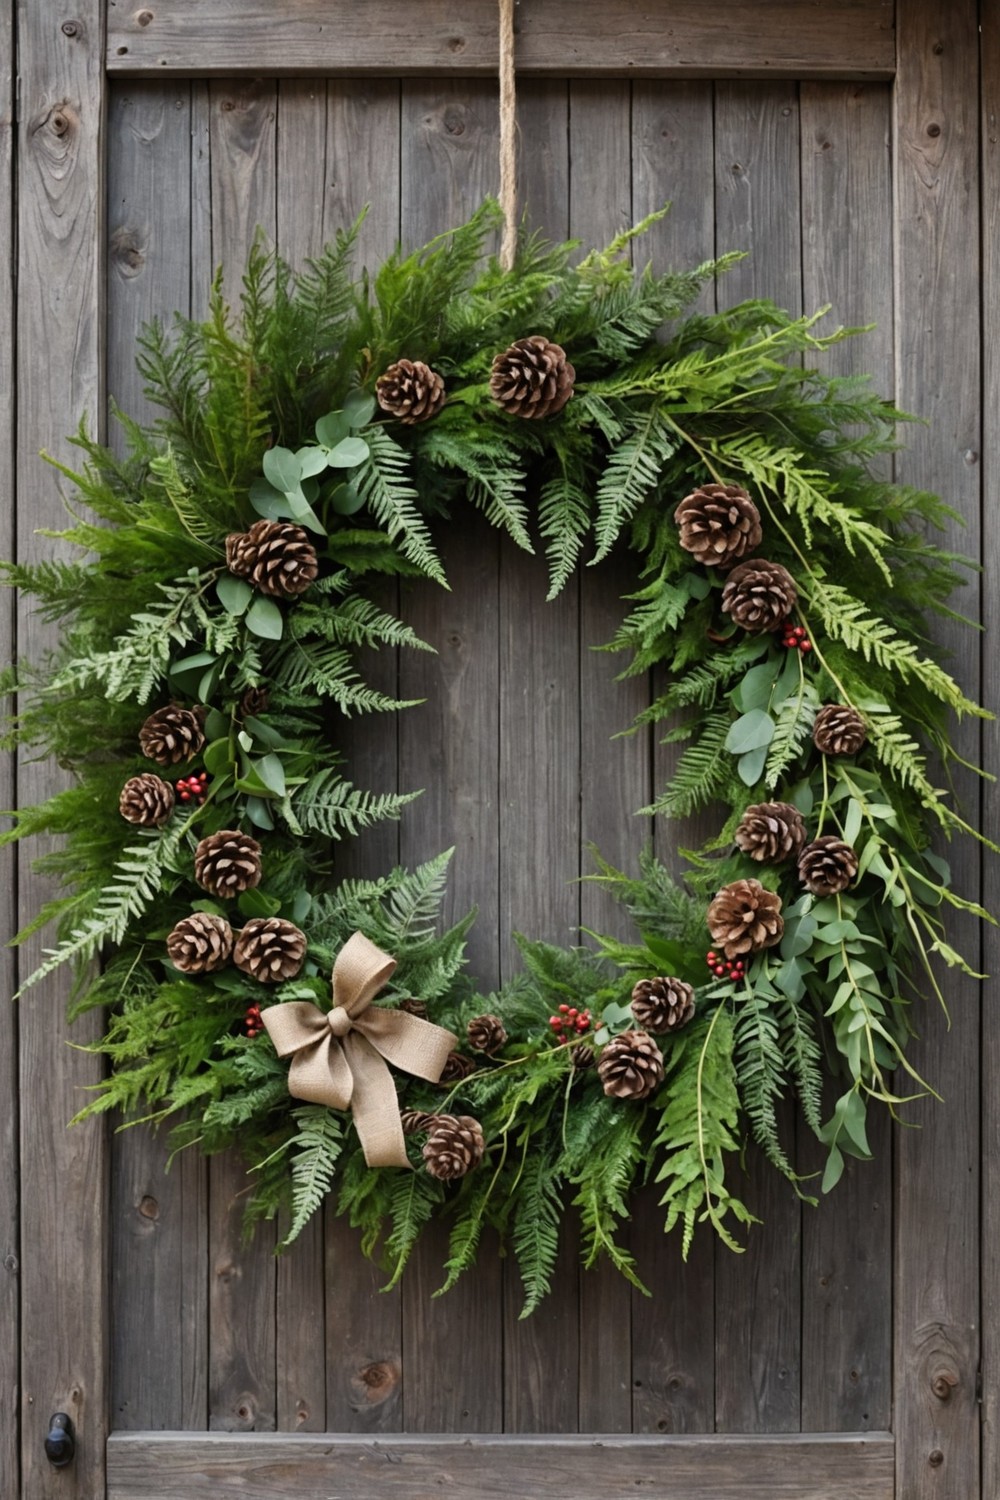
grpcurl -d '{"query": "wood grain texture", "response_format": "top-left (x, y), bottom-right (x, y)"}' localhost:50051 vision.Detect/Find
top-left (106, 1430), bottom-right (895, 1499)
top-left (107, 0), bottom-right (896, 81)
top-left (892, 4), bottom-right (983, 1498)
top-left (0, 0), bottom-right (17, 1492)
top-left (16, 1), bottom-right (108, 1495)
top-left (798, 81), bottom-right (893, 1436)
top-left (981, 11), bottom-right (1000, 1496)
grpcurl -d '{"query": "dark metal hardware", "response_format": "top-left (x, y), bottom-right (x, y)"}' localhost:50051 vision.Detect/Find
top-left (44, 1412), bottom-right (75, 1468)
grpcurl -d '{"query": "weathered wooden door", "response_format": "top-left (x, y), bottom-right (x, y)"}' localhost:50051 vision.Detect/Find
top-left (6, 2), bottom-right (997, 1497)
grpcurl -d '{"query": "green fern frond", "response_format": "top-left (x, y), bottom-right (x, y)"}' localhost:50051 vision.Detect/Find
top-left (281, 1105), bottom-right (346, 1247)
top-left (292, 769), bottom-right (419, 839)
top-left (355, 426), bottom-right (445, 585)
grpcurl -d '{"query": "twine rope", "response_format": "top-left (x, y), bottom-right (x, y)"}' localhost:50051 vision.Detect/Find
top-left (498, 0), bottom-right (518, 270)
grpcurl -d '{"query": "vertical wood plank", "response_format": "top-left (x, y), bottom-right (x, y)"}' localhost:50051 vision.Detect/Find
top-left (207, 75), bottom-right (280, 1435)
top-left (798, 80), bottom-right (893, 1436)
top-left (630, 79), bottom-right (718, 1439)
top-left (397, 78), bottom-right (503, 1435)
top-left (0, 0), bottom-right (17, 1489)
top-left (893, 5), bottom-right (982, 1498)
top-left (981, 9), bottom-right (1000, 1495)
top-left (16, 1), bottom-right (108, 1494)
top-left (712, 80), bottom-right (802, 1436)
top-left (325, 79), bottom-right (402, 277)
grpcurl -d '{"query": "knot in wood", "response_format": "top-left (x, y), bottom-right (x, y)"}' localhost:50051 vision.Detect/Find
top-left (931, 1368), bottom-right (959, 1401)
top-left (355, 1360), bottom-right (399, 1406)
top-left (136, 8), bottom-right (154, 25)
top-left (928, 1449), bottom-right (945, 1467)
top-left (111, 227), bottom-right (146, 278)
top-left (138, 1195), bottom-right (159, 1220)
top-left (61, 20), bottom-right (79, 37)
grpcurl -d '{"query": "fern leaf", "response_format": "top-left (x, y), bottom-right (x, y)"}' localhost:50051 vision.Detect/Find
top-left (591, 409), bottom-right (677, 564)
top-left (732, 993), bottom-right (792, 1175)
top-left (355, 427), bottom-right (445, 584)
top-left (512, 1151), bottom-right (564, 1317)
top-left (281, 1105), bottom-right (345, 1247)
top-left (292, 769), bottom-right (419, 839)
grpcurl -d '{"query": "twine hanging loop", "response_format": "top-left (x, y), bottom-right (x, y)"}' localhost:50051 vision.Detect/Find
top-left (498, 0), bottom-right (518, 270)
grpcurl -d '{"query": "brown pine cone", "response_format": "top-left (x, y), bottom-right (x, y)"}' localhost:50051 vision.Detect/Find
top-left (438, 1051), bottom-right (477, 1085)
top-left (119, 772), bottom-right (176, 827)
top-left (232, 917), bottom-right (307, 983)
top-left (598, 1030), bottom-right (665, 1101)
top-left (466, 1013), bottom-right (507, 1055)
top-left (139, 705), bottom-right (206, 766)
top-left (489, 335), bottom-right (575, 419)
top-left (570, 1043), bottom-right (596, 1070)
top-left (240, 684), bottom-right (270, 719)
top-left (706, 878), bottom-right (784, 959)
top-left (798, 836), bottom-right (859, 895)
top-left (398, 997), bottom-right (429, 1019)
top-left (734, 801), bottom-right (807, 863)
top-left (630, 976), bottom-right (696, 1034)
top-left (721, 558), bottom-right (797, 633)
top-left (675, 483), bottom-right (762, 570)
top-left (376, 359), bottom-right (446, 424)
top-left (400, 1109), bottom-right (440, 1135)
top-left (812, 704), bottom-right (867, 757)
top-left (166, 912), bottom-right (234, 974)
top-left (226, 519), bottom-right (319, 599)
top-left (193, 829), bottom-right (263, 898)
top-left (422, 1114), bottom-right (485, 1180)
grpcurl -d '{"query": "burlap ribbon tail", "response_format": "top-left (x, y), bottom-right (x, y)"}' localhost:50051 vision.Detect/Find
top-left (261, 931), bottom-right (456, 1168)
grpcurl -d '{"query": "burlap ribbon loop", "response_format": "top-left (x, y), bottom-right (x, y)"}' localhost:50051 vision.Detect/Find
top-left (261, 931), bottom-right (457, 1168)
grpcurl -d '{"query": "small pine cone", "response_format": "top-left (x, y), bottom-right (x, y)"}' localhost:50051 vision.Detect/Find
top-left (489, 335), bottom-right (575, 419)
top-left (812, 704), bottom-right (867, 757)
top-left (570, 1043), bottom-right (595, 1070)
top-left (438, 1051), bottom-right (477, 1085)
top-left (721, 559), bottom-right (798, 633)
top-left (232, 917), bottom-right (308, 983)
top-left (376, 359), bottom-right (446, 424)
top-left (422, 1114), bottom-right (485, 1180)
top-left (398, 997), bottom-right (429, 1019)
top-left (193, 829), bottom-right (263, 899)
top-left (675, 483), bottom-right (762, 570)
top-left (166, 912), bottom-right (234, 975)
top-left (735, 801), bottom-right (807, 863)
top-left (598, 1030), bottom-right (665, 1101)
top-left (400, 1109), bottom-right (440, 1135)
top-left (798, 835), bottom-right (859, 896)
top-left (466, 1013), bottom-right (507, 1055)
top-left (119, 772), bottom-right (176, 827)
top-left (630, 976), bottom-right (696, 1035)
top-left (226, 519), bottom-right (318, 599)
top-left (139, 705), bottom-right (206, 766)
top-left (240, 684), bottom-right (270, 719)
top-left (707, 878), bottom-right (784, 959)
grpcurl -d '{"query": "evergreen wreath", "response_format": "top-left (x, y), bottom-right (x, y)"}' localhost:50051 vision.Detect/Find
top-left (4, 199), bottom-right (993, 1315)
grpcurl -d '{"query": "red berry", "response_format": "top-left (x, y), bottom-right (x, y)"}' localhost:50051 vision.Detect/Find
top-left (707, 951), bottom-right (716, 962)
top-left (549, 1016), bottom-right (560, 1028)
top-left (559, 1004), bottom-right (570, 1015)
top-left (714, 965), bottom-right (726, 977)
top-left (800, 640), bottom-right (812, 652)
top-left (179, 791), bottom-right (191, 801)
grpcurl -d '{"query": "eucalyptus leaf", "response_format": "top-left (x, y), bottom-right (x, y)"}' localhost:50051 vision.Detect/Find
top-left (725, 709), bottom-right (776, 755)
top-left (262, 445), bottom-right (302, 494)
top-left (315, 411), bottom-right (350, 448)
top-left (732, 660), bottom-right (781, 713)
top-left (343, 391), bottom-right (377, 428)
top-left (327, 482), bottom-right (365, 516)
top-left (737, 744), bottom-right (769, 785)
top-left (253, 753), bottom-right (286, 797)
top-left (296, 446), bottom-right (329, 479)
top-left (245, 795), bottom-right (275, 831)
top-left (203, 738), bottom-right (234, 776)
top-left (245, 595), bottom-right (284, 641)
top-left (216, 575), bottom-right (253, 615)
top-left (327, 436), bottom-right (370, 468)
top-left (238, 887), bottom-right (283, 919)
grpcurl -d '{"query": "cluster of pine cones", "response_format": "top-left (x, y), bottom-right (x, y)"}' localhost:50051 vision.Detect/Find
top-left (376, 336), bottom-right (574, 426)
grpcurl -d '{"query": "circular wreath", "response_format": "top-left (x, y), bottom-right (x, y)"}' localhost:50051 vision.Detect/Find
top-left (6, 200), bottom-right (992, 1315)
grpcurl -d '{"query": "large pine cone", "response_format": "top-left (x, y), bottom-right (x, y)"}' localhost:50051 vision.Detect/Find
top-left (139, 705), bottom-right (205, 766)
top-left (166, 912), bottom-right (234, 975)
top-left (735, 801), bottom-right (807, 863)
top-left (798, 836), bottom-right (859, 895)
top-left (233, 918), bottom-right (307, 983)
top-left (630, 976), bottom-right (696, 1034)
top-left (675, 483), bottom-right (762, 570)
top-left (707, 879), bottom-right (784, 959)
top-left (193, 829), bottom-right (263, 898)
top-left (812, 704), bottom-right (867, 756)
top-left (721, 559), bottom-right (797, 633)
top-left (226, 519), bottom-right (319, 599)
top-left (422, 1114), bottom-right (485, 1180)
top-left (376, 359), bottom-right (446, 424)
top-left (598, 1030), bottom-right (665, 1101)
top-left (489, 335), bottom-right (575, 419)
top-left (119, 772), bottom-right (176, 827)
top-left (466, 1014), bottom-right (507, 1055)
top-left (438, 1051), bottom-right (477, 1085)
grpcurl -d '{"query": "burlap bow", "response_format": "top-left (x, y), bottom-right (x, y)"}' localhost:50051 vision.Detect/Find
top-left (260, 931), bottom-right (457, 1168)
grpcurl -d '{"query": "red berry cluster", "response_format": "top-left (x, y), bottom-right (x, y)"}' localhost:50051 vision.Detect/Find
top-left (176, 770), bottom-right (210, 804)
top-left (706, 949), bottom-right (747, 984)
top-left (244, 1002), bottom-right (264, 1039)
top-left (780, 620), bottom-right (812, 653)
top-left (548, 1004), bottom-right (592, 1045)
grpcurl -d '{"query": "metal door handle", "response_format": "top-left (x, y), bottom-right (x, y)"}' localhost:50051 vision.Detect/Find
top-left (44, 1412), bottom-right (75, 1468)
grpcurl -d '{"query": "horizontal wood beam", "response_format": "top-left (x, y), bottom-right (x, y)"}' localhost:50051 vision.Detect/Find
top-left (107, 0), bottom-right (895, 80)
top-left (107, 1431), bottom-right (894, 1499)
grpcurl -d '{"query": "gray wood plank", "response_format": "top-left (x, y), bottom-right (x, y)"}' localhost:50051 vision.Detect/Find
top-left (209, 78), bottom-right (278, 296)
top-left (0, 0), bottom-right (17, 1490)
top-left (15, 1), bottom-right (109, 1494)
top-left (892, 4), bottom-right (983, 1498)
top-left (397, 80), bottom-right (503, 1434)
top-left (324, 1222), bottom-right (403, 1433)
top-left (632, 81), bottom-right (717, 313)
top-left (798, 80), bottom-right (894, 1436)
top-left (982, 10), bottom-right (1000, 1496)
top-left (107, 1430), bottom-right (895, 1500)
top-left (107, 0), bottom-right (896, 81)
top-left (324, 80), bottom-right (402, 278)
top-left (712, 80), bottom-right (802, 1436)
